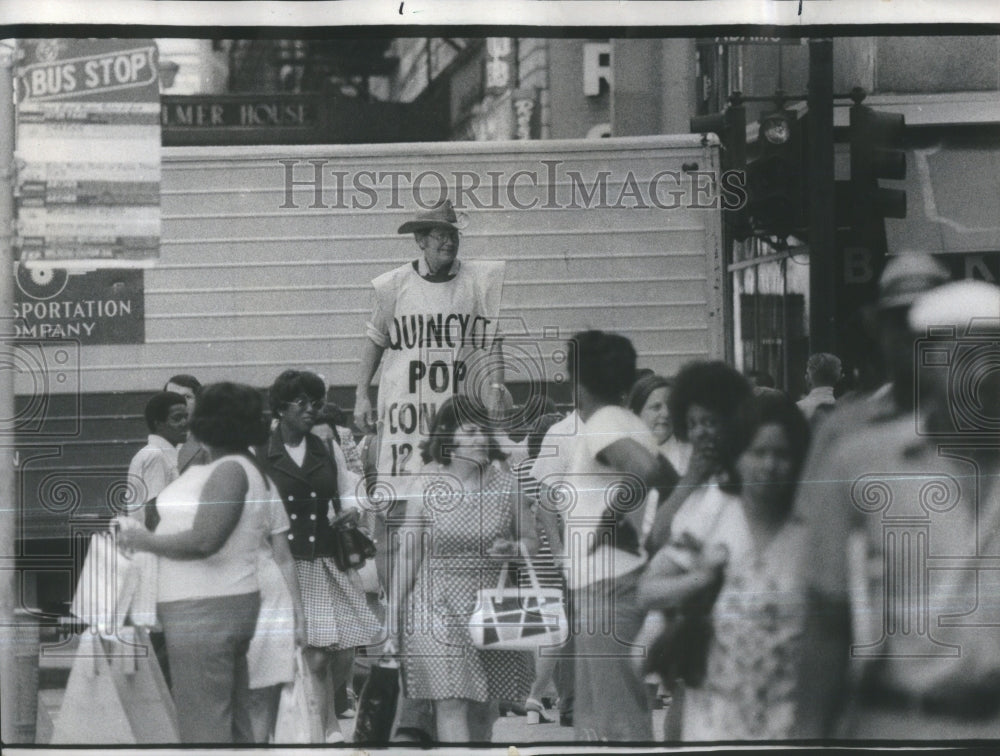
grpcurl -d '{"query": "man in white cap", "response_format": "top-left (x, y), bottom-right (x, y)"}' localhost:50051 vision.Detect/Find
top-left (794, 275), bottom-right (1000, 739)
top-left (792, 252), bottom-right (949, 735)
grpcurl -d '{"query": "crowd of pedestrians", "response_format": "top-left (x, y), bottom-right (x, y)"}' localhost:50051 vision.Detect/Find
top-left (108, 244), bottom-right (999, 744)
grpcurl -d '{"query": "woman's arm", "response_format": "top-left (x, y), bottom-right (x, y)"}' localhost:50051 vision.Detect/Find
top-left (533, 499), bottom-right (564, 558)
top-left (514, 480), bottom-right (540, 555)
top-left (489, 474), bottom-right (539, 557)
top-left (637, 564), bottom-right (724, 612)
top-left (270, 529), bottom-right (307, 646)
top-left (119, 460), bottom-right (248, 559)
top-left (645, 451), bottom-right (715, 555)
top-left (635, 542), bottom-right (728, 612)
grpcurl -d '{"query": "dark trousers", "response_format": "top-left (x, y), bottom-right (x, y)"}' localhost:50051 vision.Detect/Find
top-left (158, 592), bottom-right (261, 744)
top-left (148, 629), bottom-right (171, 689)
top-left (555, 647), bottom-right (575, 716)
top-left (570, 571), bottom-right (652, 741)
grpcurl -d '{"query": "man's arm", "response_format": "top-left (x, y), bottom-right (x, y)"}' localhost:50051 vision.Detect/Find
top-left (790, 449), bottom-right (855, 737)
top-left (354, 337), bottom-right (385, 432)
top-left (598, 438), bottom-right (679, 543)
top-left (793, 589), bottom-right (852, 737)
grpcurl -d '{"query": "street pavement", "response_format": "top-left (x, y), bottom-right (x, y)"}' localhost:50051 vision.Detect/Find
top-left (37, 673), bottom-right (668, 745)
top-left (32, 633), bottom-right (668, 745)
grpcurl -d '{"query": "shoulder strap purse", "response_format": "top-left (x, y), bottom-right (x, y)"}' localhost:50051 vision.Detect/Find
top-left (469, 542), bottom-right (569, 651)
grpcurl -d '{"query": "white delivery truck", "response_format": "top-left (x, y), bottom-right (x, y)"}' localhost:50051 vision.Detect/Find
top-left (17, 134), bottom-right (728, 561)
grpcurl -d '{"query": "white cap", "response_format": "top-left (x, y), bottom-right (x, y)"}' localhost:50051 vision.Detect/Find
top-left (909, 280), bottom-right (1000, 333)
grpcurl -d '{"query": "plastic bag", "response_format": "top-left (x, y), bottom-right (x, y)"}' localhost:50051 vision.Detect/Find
top-left (51, 628), bottom-right (179, 744)
top-left (353, 657), bottom-right (400, 744)
top-left (272, 650), bottom-right (322, 744)
top-left (70, 531), bottom-right (140, 636)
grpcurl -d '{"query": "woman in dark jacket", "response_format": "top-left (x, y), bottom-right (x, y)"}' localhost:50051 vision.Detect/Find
top-left (258, 369), bottom-right (380, 743)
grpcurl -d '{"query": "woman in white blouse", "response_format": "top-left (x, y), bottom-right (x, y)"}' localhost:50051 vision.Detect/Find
top-left (119, 382), bottom-right (295, 743)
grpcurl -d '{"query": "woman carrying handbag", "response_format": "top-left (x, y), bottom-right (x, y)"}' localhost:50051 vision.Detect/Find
top-left (257, 369), bottom-right (381, 743)
top-left (637, 393), bottom-right (812, 740)
top-left (389, 396), bottom-right (538, 743)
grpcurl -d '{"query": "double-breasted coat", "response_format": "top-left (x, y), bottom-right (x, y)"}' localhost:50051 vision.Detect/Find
top-left (256, 429), bottom-right (380, 649)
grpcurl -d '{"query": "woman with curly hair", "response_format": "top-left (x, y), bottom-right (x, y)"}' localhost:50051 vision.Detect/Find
top-left (389, 395), bottom-right (537, 743)
top-left (638, 392), bottom-right (811, 740)
top-left (257, 369), bottom-right (380, 743)
top-left (644, 361), bottom-right (754, 556)
top-left (635, 361), bottom-right (752, 739)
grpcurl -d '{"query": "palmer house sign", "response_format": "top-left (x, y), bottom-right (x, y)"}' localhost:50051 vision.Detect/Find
top-left (160, 93), bottom-right (445, 146)
top-left (161, 94), bottom-right (318, 131)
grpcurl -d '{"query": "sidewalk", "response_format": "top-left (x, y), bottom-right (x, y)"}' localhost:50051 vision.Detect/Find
top-left (31, 631), bottom-right (667, 745)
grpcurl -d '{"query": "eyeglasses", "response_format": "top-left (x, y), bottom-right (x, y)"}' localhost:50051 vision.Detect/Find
top-left (287, 397), bottom-right (325, 412)
top-left (427, 228), bottom-right (460, 243)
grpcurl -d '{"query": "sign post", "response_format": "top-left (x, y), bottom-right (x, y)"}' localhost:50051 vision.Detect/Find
top-left (1, 38), bottom-right (21, 744)
top-left (15, 39), bottom-right (161, 271)
top-left (13, 39), bottom-right (159, 351)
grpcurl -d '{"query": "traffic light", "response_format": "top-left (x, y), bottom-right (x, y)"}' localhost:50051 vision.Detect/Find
top-left (745, 107), bottom-right (806, 239)
top-left (849, 99), bottom-right (906, 225)
top-left (690, 99), bottom-right (749, 239)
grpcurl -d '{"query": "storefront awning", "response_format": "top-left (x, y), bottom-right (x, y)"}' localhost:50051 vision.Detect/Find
top-left (885, 132), bottom-right (1000, 255)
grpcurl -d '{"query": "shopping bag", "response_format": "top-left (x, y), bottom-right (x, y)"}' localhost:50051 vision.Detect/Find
top-left (469, 542), bottom-right (568, 651)
top-left (352, 657), bottom-right (400, 744)
top-left (127, 552), bottom-right (159, 628)
top-left (51, 627), bottom-right (179, 744)
top-left (273, 650), bottom-right (323, 744)
top-left (70, 531), bottom-right (141, 636)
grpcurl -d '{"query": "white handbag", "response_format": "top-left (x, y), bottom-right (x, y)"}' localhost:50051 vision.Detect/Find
top-left (468, 542), bottom-right (568, 651)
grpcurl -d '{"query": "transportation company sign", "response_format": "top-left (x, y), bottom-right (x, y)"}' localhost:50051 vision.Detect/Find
top-left (15, 39), bottom-right (161, 271)
top-left (13, 264), bottom-right (145, 345)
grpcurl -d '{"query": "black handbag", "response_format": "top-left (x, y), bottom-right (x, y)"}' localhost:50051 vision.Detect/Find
top-left (353, 657), bottom-right (400, 744)
top-left (643, 535), bottom-right (726, 688)
top-left (329, 510), bottom-right (377, 572)
top-left (645, 574), bottom-right (723, 688)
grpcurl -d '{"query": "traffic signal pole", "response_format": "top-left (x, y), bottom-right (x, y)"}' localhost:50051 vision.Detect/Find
top-left (807, 39), bottom-right (837, 354)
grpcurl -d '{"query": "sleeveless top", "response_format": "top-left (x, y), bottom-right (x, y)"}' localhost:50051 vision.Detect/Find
top-left (156, 454), bottom-right (274, 603)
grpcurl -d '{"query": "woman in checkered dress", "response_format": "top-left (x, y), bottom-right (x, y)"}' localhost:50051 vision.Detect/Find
top-left (258, 370), bottom-right (380, 743)
top-left (391, 396), bottom-right (537, 743)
